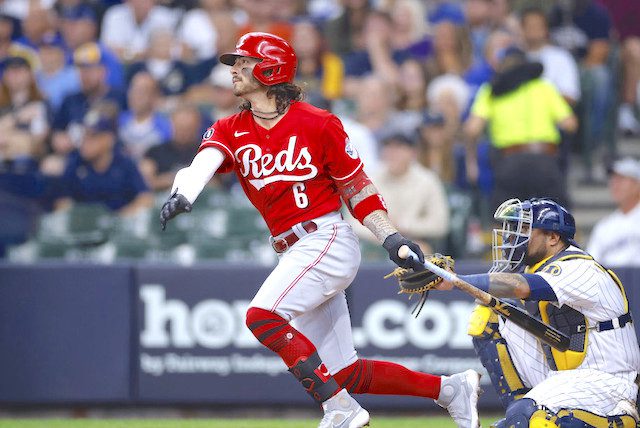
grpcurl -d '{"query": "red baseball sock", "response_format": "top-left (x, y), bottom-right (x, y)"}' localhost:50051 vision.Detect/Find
top-left (333, 358), bottom-right (441, 399)
top-left (246, 307), bottom-right (341, 403)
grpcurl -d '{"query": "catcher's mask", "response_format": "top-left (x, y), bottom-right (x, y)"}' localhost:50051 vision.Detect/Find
top-left (490, 198), bottom-right (577, 273)
top-left (219, 32), bottom-right (297, 86)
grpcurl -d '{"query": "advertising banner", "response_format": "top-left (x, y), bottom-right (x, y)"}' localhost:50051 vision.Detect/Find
top-left (135, 263), bottom-right (498, 408)
top-left (0, 264), bottom-right (132, 403)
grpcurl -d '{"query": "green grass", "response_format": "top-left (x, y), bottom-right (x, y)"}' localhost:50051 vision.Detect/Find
top-left (0, 417), bottom-right (501, 428)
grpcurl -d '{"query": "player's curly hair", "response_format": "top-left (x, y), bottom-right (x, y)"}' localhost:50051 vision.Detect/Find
top-left (240, 83), bottom-right (304, 115)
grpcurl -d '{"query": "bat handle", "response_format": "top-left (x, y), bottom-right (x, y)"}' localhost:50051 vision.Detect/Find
top-left (398, 245), bottom-right (418, 262)
top-left (399, 245), bottom-right (459, 282)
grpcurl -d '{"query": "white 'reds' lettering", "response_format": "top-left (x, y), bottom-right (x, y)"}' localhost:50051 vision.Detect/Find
top-left (235, 136), bottom-right (318, 190)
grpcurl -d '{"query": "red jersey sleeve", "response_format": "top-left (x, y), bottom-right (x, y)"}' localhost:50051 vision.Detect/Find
top-left (322, 115), bottom-right (363, 184)
top-left (198, 122), bottom-right (235, 173)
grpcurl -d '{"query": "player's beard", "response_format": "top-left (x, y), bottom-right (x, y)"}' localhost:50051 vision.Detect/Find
top-left (524, 244), bottom-right (546, 267)
top-left (233, 69), bottom-right (262, 97)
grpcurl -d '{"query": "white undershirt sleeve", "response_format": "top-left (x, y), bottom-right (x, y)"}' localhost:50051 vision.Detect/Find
top-left (170, 147), bottom-right (225, 204)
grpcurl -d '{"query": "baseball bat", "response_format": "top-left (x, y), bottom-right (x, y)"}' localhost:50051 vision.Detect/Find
top-left (398, 246), bottom-right (570, 352)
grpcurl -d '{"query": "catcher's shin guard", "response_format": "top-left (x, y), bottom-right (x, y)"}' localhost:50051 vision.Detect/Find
top-left (468, 305), bottom-right (529, 409)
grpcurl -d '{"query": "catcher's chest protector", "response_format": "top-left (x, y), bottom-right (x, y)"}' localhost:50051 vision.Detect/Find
top-left (534, 251), bottom-right (631, 371)
top-left (539, 301), bottom-right (588, 371)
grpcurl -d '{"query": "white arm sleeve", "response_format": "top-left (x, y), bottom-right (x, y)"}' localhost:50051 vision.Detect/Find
top-left (171, 147), bottom-right (225, 204)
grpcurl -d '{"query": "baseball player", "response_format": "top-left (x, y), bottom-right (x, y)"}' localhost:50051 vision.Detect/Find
top-left (159, 32), bottom-right (481, 428)
top-left (437, 197), bottom-right (640, 427)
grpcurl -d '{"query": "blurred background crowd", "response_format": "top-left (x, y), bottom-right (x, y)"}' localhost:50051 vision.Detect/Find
top-left (0, 0), bottom-right (639, 267)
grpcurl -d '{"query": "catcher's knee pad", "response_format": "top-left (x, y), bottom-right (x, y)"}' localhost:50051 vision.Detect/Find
top-left (554, 408), bottom-right (639, 428)
top-left (504, 398), bottom-right (555, 427)
top-left (469, 305), bottom-right (529, 409)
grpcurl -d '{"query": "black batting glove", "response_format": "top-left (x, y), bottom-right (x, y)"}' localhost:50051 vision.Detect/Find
top-left (382, 232), bottom-right (425, 269)
top-left (160, 190), bottom-right (192, 231)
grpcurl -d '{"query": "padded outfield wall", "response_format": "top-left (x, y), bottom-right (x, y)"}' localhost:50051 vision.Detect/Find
top-left (1, 262), bottom-right (638, 409)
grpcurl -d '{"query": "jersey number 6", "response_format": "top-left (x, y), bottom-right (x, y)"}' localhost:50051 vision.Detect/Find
top-left (293, 182), bottom-right (309, 208)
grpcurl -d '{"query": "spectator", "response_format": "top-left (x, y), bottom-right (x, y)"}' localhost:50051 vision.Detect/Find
top-left (489, 0), bottom-right (521, 36)
top-left (0, 14), bottom-right (38, 74)
top-left (48, 42), bottom-right (125, 174)
top-left (0, 55), bottom-right (49, 173)
top-left (236, 0), bottom-right (293, 43)
top-left (587, 157), bottom-right (640, 266)
top-left (354, 74), bottom-right (421, 143)
top-left (465, 0), bottom-right (493, 66)
top-left (185, 63), bottom-right (239, 121)
top-left (139, 104), bottom-right (201, 191)
top-left (126, 28), bottom-right (194, 108)
top-left (396, 58), bottom-right (428, 114)
top-left (34, 34), bottom-right (80, 111)
top-left (0, 0), bottom-right (55, 21)
top-left (521, 6), bottom-right (580, 105)
top-left (380, 0), bottom-right (432, 61)
top-left (341, 10), bottom-right (411, 80)
top-left (58, 2), bottom-right (125, 91)
top-left (464, 47), bottom-right (577, 212)
top-left (176, 0), bottom-right (220, 62)
top-left (549, 0), bottom-right (615, 183)
top-left (323, 0), bottom-right (371, 57)
top-left (118, 71), bottom-right (171, 160)
top-left (14, 6), bottom-right (56, 51)
top-left (292, 19), bottom-right (344, 107)
top-left (339, 115), bottom-right (380, 175)
top-left (55, 101), bottom-right (152, 215)
top-left (100, 0), bottom-right (177, 64)
top-left (424, 20), bottom-right (473, 84)
top-left (600, 0), bottom-right (640, 135)
top-left (349, 133), bottom-right (449, 253)
top-left (423, 73), bottom-right (469, 183)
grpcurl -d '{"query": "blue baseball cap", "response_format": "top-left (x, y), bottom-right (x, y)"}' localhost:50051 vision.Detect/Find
top-left (83, 102), bottom-right (119, 134)
top-left (60, 4), bottom-right (97, 22)
top-left (428, 2), bottom-right (465, 25)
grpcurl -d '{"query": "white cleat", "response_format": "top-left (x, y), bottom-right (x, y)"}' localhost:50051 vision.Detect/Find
top-left (318, 388), bottom-right (370, 428)
top-left (436, 369), bottom-right (482, 428)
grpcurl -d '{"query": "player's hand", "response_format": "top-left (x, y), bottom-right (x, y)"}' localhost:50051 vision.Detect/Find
top-left (382, 232), bottom-right (425, 269)
top-left (435, 278), bottom-right (455, 291)
top-left (160, 190), bottom-right (192, 231)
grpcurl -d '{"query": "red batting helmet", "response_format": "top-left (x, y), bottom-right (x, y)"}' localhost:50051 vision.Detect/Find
top-left (219, 32), bottom-right (297, 86)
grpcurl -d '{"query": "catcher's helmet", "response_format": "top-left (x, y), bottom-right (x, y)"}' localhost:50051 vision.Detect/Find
top-left (219, 32), bottom-right (297, 86)
top-left (490, 198), bottom-right (577, 273)
top-left (528, 198), bottom-right (576, 244)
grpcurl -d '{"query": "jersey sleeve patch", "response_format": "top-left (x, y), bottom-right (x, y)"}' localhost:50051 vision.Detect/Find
top-left (198, 123), bottom-right (234, 173)
top-left (344, 138), bottom-right (359, 159)
top-left (203, 128), bottom-right (214, 140)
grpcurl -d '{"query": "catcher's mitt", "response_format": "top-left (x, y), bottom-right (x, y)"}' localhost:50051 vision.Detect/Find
top-left (384, 253), bottom-right (455, 317)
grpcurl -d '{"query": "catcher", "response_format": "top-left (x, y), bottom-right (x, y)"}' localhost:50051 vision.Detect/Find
top-left (390, 198), bottom-right (640, 427)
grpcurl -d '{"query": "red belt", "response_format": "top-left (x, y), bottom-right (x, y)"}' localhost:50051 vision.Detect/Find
top-left (271, 221), bottom-right (318, 253)
top-left (501, 142), bottom-right (558, 156)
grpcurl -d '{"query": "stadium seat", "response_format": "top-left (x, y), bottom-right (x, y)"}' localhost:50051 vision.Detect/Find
top-left (446, 189), bottom-right (473, 258)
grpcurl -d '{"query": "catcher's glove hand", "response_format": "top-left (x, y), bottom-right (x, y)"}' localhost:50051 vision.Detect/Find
top-left (384, 253), bottom-right (455, 317)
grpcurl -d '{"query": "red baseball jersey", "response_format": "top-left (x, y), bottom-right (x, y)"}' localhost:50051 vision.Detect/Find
top-left (198, 102), bottom-right (363, 236)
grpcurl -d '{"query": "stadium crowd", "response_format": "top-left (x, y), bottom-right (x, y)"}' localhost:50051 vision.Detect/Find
top-left (0, 0), bottom-right (639, 265)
